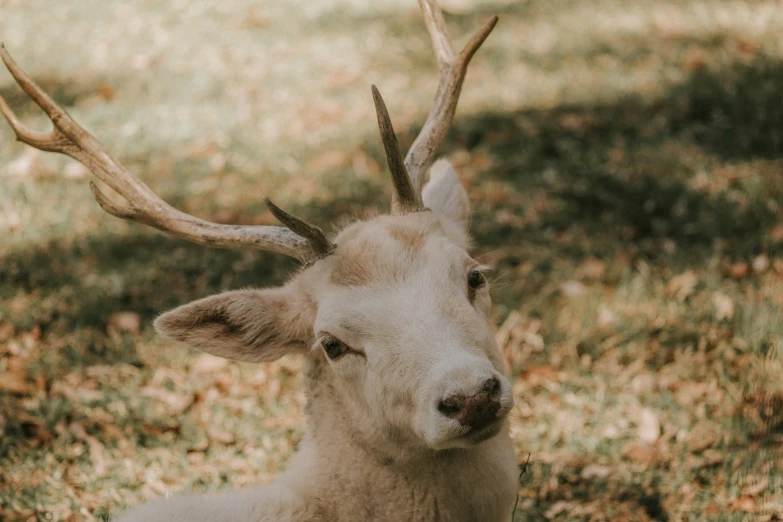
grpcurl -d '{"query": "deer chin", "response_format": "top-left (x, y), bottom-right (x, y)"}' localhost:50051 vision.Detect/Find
top-left (422, 408), bottom-right (511, 451)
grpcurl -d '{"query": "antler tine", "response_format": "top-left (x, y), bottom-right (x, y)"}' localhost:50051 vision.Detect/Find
top-left (263, 197), bottom-right (334, 257)
top-left (371, 85), bottom-right (422, 213)
top-left (405, 1), bottom-right (498, 195)
top-left (0, 43), bottom-right (326, 264)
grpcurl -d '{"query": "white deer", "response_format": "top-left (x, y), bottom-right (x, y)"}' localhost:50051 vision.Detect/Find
top-left (0, 2), bottom-right (519, 520)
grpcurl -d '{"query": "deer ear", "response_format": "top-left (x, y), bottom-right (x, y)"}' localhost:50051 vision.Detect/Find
top-left (154, 284), bottom-right (314, 363)
top-left (423, 159), bottom-right (471, 244)
top-left (423, 159), bottom-right (470, 228)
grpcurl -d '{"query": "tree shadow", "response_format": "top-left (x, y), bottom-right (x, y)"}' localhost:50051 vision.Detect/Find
top-left (3, 56), bottom-right (783, 361)
top-left (442, 56), bottom-right (783, 273)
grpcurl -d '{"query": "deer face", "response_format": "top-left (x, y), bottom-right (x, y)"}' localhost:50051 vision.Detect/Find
top-left (312, 213), bottom-right (512, 450)
top-left (154, 161), bottom-right (513, 452)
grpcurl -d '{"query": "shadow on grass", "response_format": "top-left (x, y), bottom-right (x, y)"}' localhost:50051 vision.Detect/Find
top-left (3, 55), bottom-right (782, 349)
top-left (449, 57), bottom-right (783, 267)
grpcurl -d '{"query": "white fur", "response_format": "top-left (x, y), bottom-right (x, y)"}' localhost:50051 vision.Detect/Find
top-left (116, 160), bottom-right (519, 522)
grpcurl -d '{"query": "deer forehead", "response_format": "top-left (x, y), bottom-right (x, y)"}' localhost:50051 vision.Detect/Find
top-left (327, 212), bottom-right (466, 288)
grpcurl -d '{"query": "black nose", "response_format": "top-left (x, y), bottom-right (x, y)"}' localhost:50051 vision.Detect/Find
top-left (438, 377), bottom-right (502, 429)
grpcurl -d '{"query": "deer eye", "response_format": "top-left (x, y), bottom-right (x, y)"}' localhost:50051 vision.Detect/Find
top-left (467, 269), bottom-right (486, 291)
top-left (321, 336), bottom-right (349, 360)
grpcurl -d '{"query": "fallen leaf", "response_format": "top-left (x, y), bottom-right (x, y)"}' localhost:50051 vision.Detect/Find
top-left (742, 477), bottom-right (769, 498)
top-left (689, 449), bottom-right (723, 469)
top-left (140, 387), bottom-right (194, 416)
top-left (208, 428), bottom-right (235, 444)
top-left (580, 464), bottom-right (610, 479)
top-left (769, 225), bottom-right (783, 242)
top-left (107, 312), bottom-right (141, 335)
top-left (304, 149), bottom-right (349, 173)
top-left (637, 408), bottom-right (660, 444)
top-left (729, 496), bottom-right (756, 512)
top-left (520, 365), bottom-right (560, 385)
top-left (729, 262), bottom-right (749, 279)
top-left (712, 292), bottom-right (734, 321)
top-left (623, 443), bottom-right (658, 466)
top-left (97, 82), bottom-right (115, 101)
top-left (667, 271), bottom-right (698, 301)
top-left (752, 255), bottom-right (769, 273)
top-left (0, 369), bottom-right (33, 395)
top-left (688, 434), bottom-right (715, 453)
top-left (188, 439), bottom-right (209, 452)
top-left (544, 500), bottom-right (572, 519)
top-left (191, 354), bottom-right (229, 374)
top-left (3, 148), bottom-right (54, 179)
top-left (560, 280), bottom-right (586, 297)
top-left (577, 258), bottom-right (605, 281)
top-left (0, 322), bottom-right (13, 342)
top-left (63, 162), bottom-right (90, 180)
top-left (17, 412), bottom-right (53, 445)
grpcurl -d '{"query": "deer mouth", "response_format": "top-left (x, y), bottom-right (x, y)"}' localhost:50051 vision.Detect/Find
top-left (459, 416), bottom-right (505, 445)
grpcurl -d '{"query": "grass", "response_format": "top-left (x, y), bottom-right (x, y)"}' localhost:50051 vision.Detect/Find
top-left (1, 0), bottom-right (782, 520)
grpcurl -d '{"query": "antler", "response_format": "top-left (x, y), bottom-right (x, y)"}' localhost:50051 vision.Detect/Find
top-left (408, 0), bottom-right (497, 195)
top-left (0, 43), bottom-right (332, 263)
top-left (370, 1), bottom-right (497, 212)
top-left (371, 85), bottom-right (421, 213)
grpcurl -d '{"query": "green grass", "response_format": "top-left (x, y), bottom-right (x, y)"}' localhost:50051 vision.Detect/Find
top-left (1, 0), bottom-right (782, 520)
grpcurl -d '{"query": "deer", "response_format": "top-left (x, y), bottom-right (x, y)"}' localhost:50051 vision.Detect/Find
top-left (0, 1), bottom-right (519, 520)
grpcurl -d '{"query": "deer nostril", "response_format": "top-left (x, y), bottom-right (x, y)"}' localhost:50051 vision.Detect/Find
top-left (437, 396), bottom-right (464, 417)
top-left (483, 377), bottom-right (501, 397)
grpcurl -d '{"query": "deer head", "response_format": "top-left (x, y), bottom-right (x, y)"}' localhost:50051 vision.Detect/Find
top-left (0, 0), bottom-right (508, 453)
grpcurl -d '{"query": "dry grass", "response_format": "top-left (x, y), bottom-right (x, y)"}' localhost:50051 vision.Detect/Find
top-left (1, 0), bottom-right (782, 520)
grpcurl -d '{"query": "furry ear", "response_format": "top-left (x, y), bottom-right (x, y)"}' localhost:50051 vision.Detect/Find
top-left (154, 283), bottom-right (314, 363)
top-left (422, 159), bottom-right (470, 231)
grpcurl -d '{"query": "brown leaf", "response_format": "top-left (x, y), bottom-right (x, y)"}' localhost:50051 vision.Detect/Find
top-left (689, 449), bottom-right (723, 469)
top-left (577, 258), bottom-right (605, 280)
top-left (544, 500), bottom-right (572, 519)
top-left (107, 312), bottom-right (141, 335)
top-left (240, 12), bottom-right (269, 29)
top-left (688, 434), bottom-right (715, 453)
top-left (304, 149), bottom-right (349, 173)
top-left (0, 321), bottom-right (13, 342)
top-left (729, 262), bottom-right (749, 279)
top-left (729, 496), bottom-right (757, 512)
top-left (191, 354), bottom-right (229, 374)
top-left (352, 148), bottom-right (381, 178)
top-left (623, 443), bottom-right (658, 466)
top-left (4, 148), bottom-right (54, 179)
top-left (667, 271), bottom-right (698, 301)
top-left (712, 292), bottom-right (734, 321)
top-left (17, 412), bottom-right (53, 445)
top-left (519, 365), bottom-right (560, 385)
top-left (61, 162), bottom-right (89, 181)
top-left (769, 224), bottom-right (783, 242)
top-left (752, 255), bottom-right (769, 273)
top-left (97, 83), bottom-right (115, 101)
top-left (208, 428), bottom-right (235, 444)
top-left (0, 368), bottom-right (34, 395)
top-left (637, 408), bottom-right (660, 444)
top-left (140, 387), bottom-right (194, 416)
top-left (560, 280), bottom-right (586, 298)
top-left (580, 464), bottom-right (610, 479)
top-left (742, 477), bottom-right (769, 498)
top-left (188, 438), bottom-right (209, 452)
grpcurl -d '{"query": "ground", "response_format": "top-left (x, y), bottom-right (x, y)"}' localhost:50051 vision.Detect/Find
top-left (0, 0), bottom-right (782, 520)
